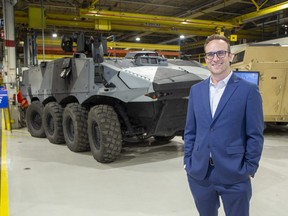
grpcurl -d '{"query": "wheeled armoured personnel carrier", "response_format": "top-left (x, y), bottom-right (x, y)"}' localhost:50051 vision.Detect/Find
top-left (20, 34), bottom-right (210, 163)
top-left (231, 44), bottom-right (288, 126)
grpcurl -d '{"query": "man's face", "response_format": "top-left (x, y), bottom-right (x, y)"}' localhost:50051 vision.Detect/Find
top-left (204, 39), bottom-right (234, 80)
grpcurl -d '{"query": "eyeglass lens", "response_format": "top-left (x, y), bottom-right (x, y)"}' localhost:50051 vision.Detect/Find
top-left (205, 50), bottom-right (228, 59)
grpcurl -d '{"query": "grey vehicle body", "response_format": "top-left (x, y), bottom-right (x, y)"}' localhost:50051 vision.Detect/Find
top-left (20, 35), bottom-right (210, 163)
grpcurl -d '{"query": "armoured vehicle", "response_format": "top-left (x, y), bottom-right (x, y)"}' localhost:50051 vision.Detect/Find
top-left (231, 44), bottom-right (288, 126)
top-left (20, 34), bottom-right (210, 163)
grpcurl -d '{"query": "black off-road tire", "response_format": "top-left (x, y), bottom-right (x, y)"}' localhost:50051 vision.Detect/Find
top-left (154, 135), bottom-right (175, 142)
top-left (43, 102), bottom-right (65, 144)
top-left (63, 103), bottom-right (89, 152)
top-left (26, 101), bottom-right (46, 138)
top-left (88, 105), bottom-right (122, 163)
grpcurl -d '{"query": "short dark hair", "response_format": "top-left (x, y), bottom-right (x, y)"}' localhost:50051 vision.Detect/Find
top-left (204, 34), bottom-right (231, 52)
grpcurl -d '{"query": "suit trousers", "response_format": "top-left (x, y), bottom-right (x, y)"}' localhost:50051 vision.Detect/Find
top-left (187, 165), bottom-right (252, 216)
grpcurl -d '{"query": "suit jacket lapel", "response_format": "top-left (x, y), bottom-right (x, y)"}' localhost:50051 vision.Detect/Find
top-left (200, 78), bottom-right (212, 121)
top-left (212, 73), bottom-right (240, 122)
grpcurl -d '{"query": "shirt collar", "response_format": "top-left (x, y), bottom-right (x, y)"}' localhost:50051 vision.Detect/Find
top-left (210, 71), bottom-right (232, 87)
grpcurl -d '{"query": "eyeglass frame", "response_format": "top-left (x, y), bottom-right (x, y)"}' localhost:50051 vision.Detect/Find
top-left (204, 50), bottom-right (230, 60)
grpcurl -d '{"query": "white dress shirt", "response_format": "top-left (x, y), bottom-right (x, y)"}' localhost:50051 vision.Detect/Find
top-left (209, 72), bottom-right (232, 118)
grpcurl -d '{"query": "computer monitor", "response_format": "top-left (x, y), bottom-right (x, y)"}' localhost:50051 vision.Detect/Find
top-left (233, 71), bottom-right (259, 85)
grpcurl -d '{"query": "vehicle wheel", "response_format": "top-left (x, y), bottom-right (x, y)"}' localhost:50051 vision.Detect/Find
top-left (43, 102), bottom-right (65, 144)
top-left (63, 103), bottom-right (89, 152)
top-left (26, 101), bottom-right (46, 138)
top-left (88, 105), bottom-right (122, 163)
top-left (154, 135), bottom-right (175, 142)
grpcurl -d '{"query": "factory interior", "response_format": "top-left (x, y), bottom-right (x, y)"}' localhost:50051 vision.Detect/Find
top-left (0, 1), bottom-right (288, 216)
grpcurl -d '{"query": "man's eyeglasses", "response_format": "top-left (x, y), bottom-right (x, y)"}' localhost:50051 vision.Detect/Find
top-left (205, 50), bottom-right (229, 60)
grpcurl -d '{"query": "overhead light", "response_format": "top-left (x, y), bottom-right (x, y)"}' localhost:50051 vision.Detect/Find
top-left (136, 37), bottom-right (141, 41)
top-left (52, 33), bottom-right (58, 38)
top-left (179, 35), bottom-right (185, 39)
top-left (181, 19), bottom-right (188, 24)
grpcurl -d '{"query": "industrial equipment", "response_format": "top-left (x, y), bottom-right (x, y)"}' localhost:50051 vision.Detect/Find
top-left (20, 33), bottom-right (210, 163)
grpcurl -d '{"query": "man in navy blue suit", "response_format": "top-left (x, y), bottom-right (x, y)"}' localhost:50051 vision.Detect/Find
top-left (184, 34), bottom-right (264, 216)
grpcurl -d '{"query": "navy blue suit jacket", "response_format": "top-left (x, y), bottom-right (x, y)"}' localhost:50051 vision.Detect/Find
top-left (184, 73), bottom-right (264, 184)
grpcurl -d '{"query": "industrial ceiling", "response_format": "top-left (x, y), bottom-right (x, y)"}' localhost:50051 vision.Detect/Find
top-left (0, 0), bottom-right (288, 58)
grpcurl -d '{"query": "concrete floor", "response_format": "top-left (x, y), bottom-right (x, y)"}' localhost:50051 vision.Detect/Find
top-left (4, 125), bottom-right (288, 216)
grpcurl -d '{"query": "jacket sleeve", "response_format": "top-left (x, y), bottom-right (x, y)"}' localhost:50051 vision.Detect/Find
top-left (245, 85), bottom-right (264, 177)
top-left (183, 87), bottom-right (197, 166)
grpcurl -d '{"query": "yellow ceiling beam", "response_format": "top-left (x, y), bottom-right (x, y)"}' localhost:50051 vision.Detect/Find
top-left (36, 39), bottom-right (180, 51)
top-left (111, 23), bottom-right (260, 39)
top-left (22, 18), bottom-right (93, 29)
top-left (37, 54), bottom-right (73, 60)
top-left (16, 11), bottom-right (86, 22)
top-left (108, 42), bottom-right (179, 51)
top-left (15, 16), bottom-right (28, 24)
top-left (231, 1), bottom-right (288, 24)
top-left (90, 0), bottom-right (100, 9)
top-left (46, 19), bottom-right (94, 29)
top-left (46, 13), bottom-right (78, 20)
top-left (15, 11), bottom-right (28, 16)
top-left (111, 22), bottom-right (215, 35)
top-left (36, 39), bottom-right (67, 46)
top-left (14, 1), bottom-right (287, 40)
top-left (79, 9), bottom-right (238, 29)
top-left (14, 15), bottom-right (216, 36)
top-left (250, 0), bottom-right (269, 11)
top-left (14, 16), bottom-right (259, 40)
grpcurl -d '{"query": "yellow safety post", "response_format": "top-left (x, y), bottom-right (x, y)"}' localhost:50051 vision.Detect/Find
top-left (3, 108), bottom-right (11, 132)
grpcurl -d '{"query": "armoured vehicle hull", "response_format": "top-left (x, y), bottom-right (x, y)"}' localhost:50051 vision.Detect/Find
top-left (231, 44), bottom-right (288, 126)
top-left (21, 51), bottom-right (210, 163)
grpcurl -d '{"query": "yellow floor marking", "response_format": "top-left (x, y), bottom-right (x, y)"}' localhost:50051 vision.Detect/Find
top-left (0, 113), bottom-right (9, 216)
